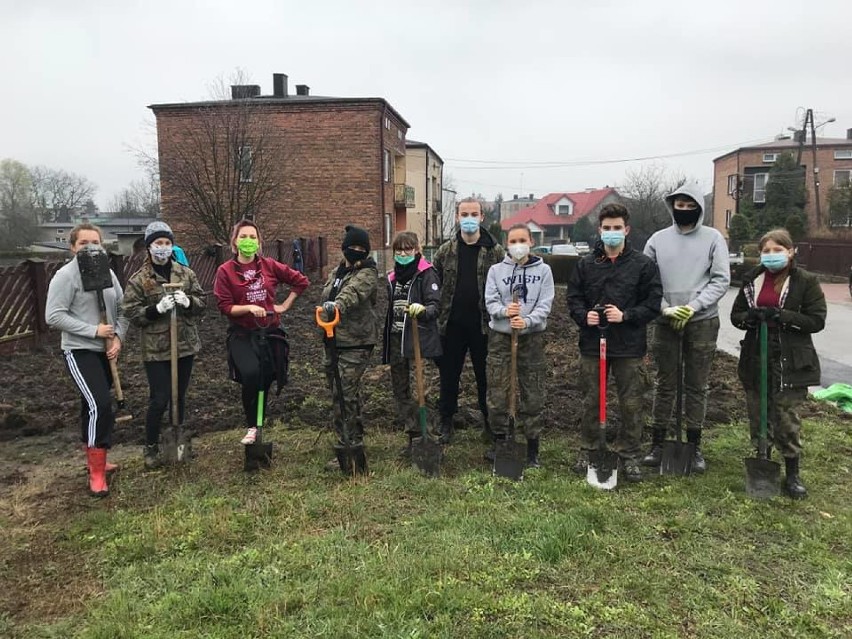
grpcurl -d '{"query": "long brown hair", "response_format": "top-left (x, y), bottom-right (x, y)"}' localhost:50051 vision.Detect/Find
top-left (759, 228), bottom-right (794, 293)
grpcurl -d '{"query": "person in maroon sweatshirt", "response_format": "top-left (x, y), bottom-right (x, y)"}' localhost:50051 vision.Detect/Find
top-left (213, 219), bottom-right (310, 444)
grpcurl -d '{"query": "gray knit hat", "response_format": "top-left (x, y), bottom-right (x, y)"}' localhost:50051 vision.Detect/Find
top-left (144, 220), bottom-right (174, 246)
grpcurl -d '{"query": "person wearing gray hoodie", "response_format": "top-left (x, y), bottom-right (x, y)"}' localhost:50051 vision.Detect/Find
top-left (641, 183), bottom-right (731, 472)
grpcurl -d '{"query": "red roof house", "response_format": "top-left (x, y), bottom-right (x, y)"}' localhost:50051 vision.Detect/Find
top-left (500, 187), bottom-right (619, 243)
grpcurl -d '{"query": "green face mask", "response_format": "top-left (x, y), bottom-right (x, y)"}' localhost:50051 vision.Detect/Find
top-left (394, 254), bottom-right (416, 266)
top-left (236, 237), bottom-right (259, 258)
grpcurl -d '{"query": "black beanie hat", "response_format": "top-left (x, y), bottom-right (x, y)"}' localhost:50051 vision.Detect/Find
top-left (342, 225), bottom-right (370, 252)
top-left (144, 220), bottom-right (175, 247)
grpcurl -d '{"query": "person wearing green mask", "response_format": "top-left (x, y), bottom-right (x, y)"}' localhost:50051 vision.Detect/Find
top-left (730, 228), bottom-right (826, 499)
top-left (380, 231), bottom-right (442, 456)
top-left (213, 219), bottom-right (310, 445)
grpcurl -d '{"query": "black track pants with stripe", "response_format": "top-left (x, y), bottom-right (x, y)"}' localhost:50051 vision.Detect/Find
top-left (63, 349), bottom-right (114, 448)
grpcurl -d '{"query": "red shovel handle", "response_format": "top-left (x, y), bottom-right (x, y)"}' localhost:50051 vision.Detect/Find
top-left (599, 335), bottom-right (607, 424)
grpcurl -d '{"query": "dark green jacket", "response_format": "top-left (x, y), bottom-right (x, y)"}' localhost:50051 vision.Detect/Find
top-left (121, 261), bottom-right (206, 362)
top-left (432, 227), bottom-right (505, 335)
top-left (731, 265), bottom-right (826, 390)
top-left (321, 259), bottom-right (379, 348)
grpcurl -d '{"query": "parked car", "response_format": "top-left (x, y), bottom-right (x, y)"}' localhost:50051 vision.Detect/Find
top-left (574, 242), bottom-right (591, 255)
top-left (532, 246), bottom-right (551, 255)
top-left (551, 243), bottom-right (579, 256)
top-left (729, 252), bottom-right (744, 265)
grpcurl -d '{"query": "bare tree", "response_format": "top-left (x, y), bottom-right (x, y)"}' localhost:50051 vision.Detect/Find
top-left (155, 70), bottom-right (286, 245)
top-left (30, 166), bottom-right (96, 222)
top-left (0, 159), bottom-right (38, 249)
top-left (109, 179), bottom-right (160, 217)
top-left (618, 163), bottom-right (687, 240)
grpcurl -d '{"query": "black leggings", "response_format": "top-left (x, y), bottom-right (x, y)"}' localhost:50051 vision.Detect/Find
top-left (63, 349), bottom-right (114, 448)
top-left (143, 355), bottom-right (195, 446)
top-left (228, 333), bottom-right (277, 427)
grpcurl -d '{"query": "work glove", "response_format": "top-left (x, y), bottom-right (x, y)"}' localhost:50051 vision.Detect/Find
top-left (156, 294), bottom-right (176, 314)
top-left (322, 301), bottom-right (337, 321)
top-left (668, 305), bottom-right (695, 331)
top-left (173, 290), bottom-right (191, 308)
top-left (407, 303), bottom-right (426, 318)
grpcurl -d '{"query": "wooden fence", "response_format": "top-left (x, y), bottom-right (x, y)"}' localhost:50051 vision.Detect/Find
top-left (795, 240), bottom-right (852, 277)
top-left (0, 237), bottom-right (326, 353)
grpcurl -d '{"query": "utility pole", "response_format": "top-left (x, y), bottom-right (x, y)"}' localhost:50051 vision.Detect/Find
top-left (796, 108), bottom-right (824, 228)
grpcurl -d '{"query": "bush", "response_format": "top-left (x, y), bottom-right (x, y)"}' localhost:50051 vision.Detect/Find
top-left (542, 254), bottom-right (580, 284)
top-left (730, 257), bottom-right (759, 285)
top-left (741, 243), bottom-right (759, 258)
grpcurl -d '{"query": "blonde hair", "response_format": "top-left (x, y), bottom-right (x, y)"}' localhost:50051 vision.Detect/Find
top-left (759, 228), bottom-right (794, 293)
top-left (229, 219), bottom-right (263, 255)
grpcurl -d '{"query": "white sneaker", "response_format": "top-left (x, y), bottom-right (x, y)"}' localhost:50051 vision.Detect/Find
top-left (241, 428), bottom-right (257, 445)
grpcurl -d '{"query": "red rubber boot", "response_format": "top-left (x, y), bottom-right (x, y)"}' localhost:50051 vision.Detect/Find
top-left (86, 447), bottom-right (110, 497)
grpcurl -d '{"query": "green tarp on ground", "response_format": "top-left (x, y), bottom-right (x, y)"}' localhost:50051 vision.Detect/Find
top-left (812, 383), bottom-right (852, 412)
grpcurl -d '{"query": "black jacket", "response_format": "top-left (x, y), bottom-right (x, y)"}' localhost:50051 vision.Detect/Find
top-left (730, 265), bottom-right (826, 390)
top-left (381, 257), bottom-right (443, 363)
top-left (567, 242), bottom-right (662, 358)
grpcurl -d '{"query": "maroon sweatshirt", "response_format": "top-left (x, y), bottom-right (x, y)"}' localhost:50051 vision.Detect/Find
top-left (213, 256), bottom-right (310, 330)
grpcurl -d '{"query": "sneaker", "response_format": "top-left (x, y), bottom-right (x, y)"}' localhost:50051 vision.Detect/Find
top-left (623, 460), bottom-right (642, 483)
top-left (692, 448), bottom-right (707, 473)
top-left (572, 451), bottom-right (590, 476)
top-left (640, 444), bottom-right (663, 467)
top-left (240, 428), bottom-right (258, 445)
top-left (483, 447), bottom-right (496, 463)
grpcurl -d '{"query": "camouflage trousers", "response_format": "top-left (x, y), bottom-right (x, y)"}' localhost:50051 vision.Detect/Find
top-left (486, 330), bottom-right (546, 440)
top-left (323, 344), bottom-right (373, 446)
top-left (651, 317), bottom-right (719, 434)
top-left (579, 356), bottom-right (645, 460)
top-left (745, 386), bottom-right (806, 458)
top-left (388, 332), bottom-right (429, 436)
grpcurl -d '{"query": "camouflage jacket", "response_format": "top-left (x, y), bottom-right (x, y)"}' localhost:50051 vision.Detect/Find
top-left (321, 259), bottom-right (379, 348)
top-left (122, 261), bottom-right (206, 362)
top-left (432, 227), bottom-right (505, 335)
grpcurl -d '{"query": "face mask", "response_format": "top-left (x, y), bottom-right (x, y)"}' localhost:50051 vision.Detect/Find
top-left (760, 252), bottom-right (789, 272)
top-left (236, 237), bottom-right (259, 258)
top-left (459, 217), bottom-right (480, 234)
top-left (600, 230), bottom-right (625, 248)
top-left (149, 245), bottom-right (173, 264)
top-left (673, 209), bottom-right (701, 227)
top-left (508, 243), bottom-right (530, 262)
top-left (394, 254), bottom-right (416, 266)
top-left (344, 247), bottom-right (368, 264)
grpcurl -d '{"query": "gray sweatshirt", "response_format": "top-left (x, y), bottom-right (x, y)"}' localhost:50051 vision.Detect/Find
top-left (45, 257), bottom-right (129, 351)
top-left (485, 255), bottom-right (554, 335)
top-left (643, 183), bottom-right (731, 321)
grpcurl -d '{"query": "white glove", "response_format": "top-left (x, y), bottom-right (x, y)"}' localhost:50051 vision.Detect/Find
top-left (173, 290), bottom-right (191, 308)
top-left (156, 294), bottom-right (176, 314)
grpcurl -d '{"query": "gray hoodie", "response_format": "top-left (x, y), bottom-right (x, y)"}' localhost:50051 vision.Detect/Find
top-left (485, 255), bottom-right (554, 335)
top-left (643, 182), bottom-right (730, 320)
top-left (45, 257), bottom-right (129, 351)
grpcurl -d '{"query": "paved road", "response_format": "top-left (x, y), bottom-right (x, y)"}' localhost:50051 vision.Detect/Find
top-left (717, 283), bottom-right (852, 388)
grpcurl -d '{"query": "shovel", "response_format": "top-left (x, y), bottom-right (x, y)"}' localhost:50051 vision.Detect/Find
top-left (409, 313), bottom-right (442, 477)
top-left (660, 331), bottom-right (695, 476)
top-left (587, 308), bottom-right (618, 489)
top-left (494, 291), bottom-right (526, 480)
top-left (744, 319), bottom-right (781, 498)
top-left (76, 246), bottom-right (132, 423)
top-left (160, 283), bottom-right (192, 465)
top-left (316, 306), bottom-right (368, 476)
top-left (244, 312), bottom-right (275, 471)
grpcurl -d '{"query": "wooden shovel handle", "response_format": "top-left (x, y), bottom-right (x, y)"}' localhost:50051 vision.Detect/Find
top-left (509, 291), bottom-right (519, 418)
top-left (163, 283), bottom-right (182, 427)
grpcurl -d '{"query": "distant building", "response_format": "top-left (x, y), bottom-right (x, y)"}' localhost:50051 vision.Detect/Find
top-left (500, 194), bottom-right (538, 222)
top-left (404, 140), bottom-right (443, 247)
top-left (37, 215), bottom-right (155, 253)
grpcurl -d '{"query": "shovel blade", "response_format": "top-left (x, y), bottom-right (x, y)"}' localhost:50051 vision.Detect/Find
top-left (744, 457), bottom-right (781, 499)
top-left (411, 435), bottom-right (442, 477)
top-left (660, 441), bottom-right (695, 476)
top-left (244, 442), bottom-right (273, 471)
top-left (335, 443), bottom-right (368, 476)
top-left (161, 428), bottom-right (192, 465)
top-left (587, 450), bottom-right (619, 489)
top-left (493, 439), bottom-right (525, 481)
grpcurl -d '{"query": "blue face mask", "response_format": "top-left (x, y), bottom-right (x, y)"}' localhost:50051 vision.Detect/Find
top-left (760, 252), bottom-right (789, 272)
top-left (394, 254), bottom-right (416, 266)
top-left (600, 230), bottom-right (625, 247)
top-left (459, 217), bottom-right (480, 234)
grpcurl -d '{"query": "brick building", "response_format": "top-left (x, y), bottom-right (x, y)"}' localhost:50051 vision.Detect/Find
top-left (713, 129), bottom-right (852, 237)
top-left (149, 73), bottom-right (410, 270)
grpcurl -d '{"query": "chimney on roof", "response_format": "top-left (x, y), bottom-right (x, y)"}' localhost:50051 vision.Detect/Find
top-left (847, 128), bottom-right (852, 140)
top-left (529, 193), bottom-right (534, 200)
top-left (231, 85), bottom-right (261, 100)
top-left (295, 84), bottom-right (310, 96)
top-left (273, 73), bottom-right (288, 98)
top-left (513, 194), bottom-right (518, 199)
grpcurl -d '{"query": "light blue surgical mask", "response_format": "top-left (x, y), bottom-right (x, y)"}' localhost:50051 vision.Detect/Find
top-left (394, 254), bottom-right (416, 266)
top-left (600, 230), bottom-right (625, 247)
top-left (459, 217), bottom-right (480, 234)
top-left (760, 252), bottom-right (789, 272)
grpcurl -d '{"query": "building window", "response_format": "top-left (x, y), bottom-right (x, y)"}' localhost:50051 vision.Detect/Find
top-left (727, 174), bottom-right (739, 196)
top-left (384, 117), bottom-right (390, 130)
top-left (762, 153), bottom-right (778, 163)
top-left (238, 145), bottom-right (253, 183)
top-left (397, 130), bottom-right (402, 140)
top-left (834, 150), bottom-right (852, 160)
top-left (383, 149), bottom-right (391, 182)
top-left (725, 210), bottom-right (732, 229)
top-left (835, 170), bottom-right (852, 185)
top-left (384, 213), bottom-right (391, 247)
top-left (754, 173), bottom-right (768, 203)
top-left (558, 205), bottom-right (571, 216)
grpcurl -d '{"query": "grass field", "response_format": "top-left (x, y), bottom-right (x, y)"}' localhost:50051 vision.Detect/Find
top-left (2, 415), bottom-right (851, 638)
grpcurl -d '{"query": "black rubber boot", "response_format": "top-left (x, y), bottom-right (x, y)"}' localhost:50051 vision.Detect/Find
top-left (143, 444), bottom-right (162, 470)
top-left (687, 429), bottom-right (707, 473)
top-left (526, 438), bottom-right (540, 469)
top-left (784, 457), bottom-right (807, 499)
top-left (439, 416), bottom-right (454, 445)
top-left (640, 429), bottom-right (665, 466)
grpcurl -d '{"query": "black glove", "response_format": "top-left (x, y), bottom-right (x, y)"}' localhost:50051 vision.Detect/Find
top-left (322, 301), bottom-right (337, 321)
top-left (763, 307), bottom-right (781, 323)
top-left (746, 307), bottom-right (765, 324)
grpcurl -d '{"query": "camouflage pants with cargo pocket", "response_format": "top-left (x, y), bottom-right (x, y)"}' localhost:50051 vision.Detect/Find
top-left (388, 332), bottom-right (418, 435)
top-left (745, 386), bottom-right (806, 458)
top-left (579, 356), bottom-right (645, 461)
top-left (486, 330), bottom-right (546, 440)
top-left (324, 344), bottom-right (373, 446)
top-left (651, 317), bottom-right (719, 435)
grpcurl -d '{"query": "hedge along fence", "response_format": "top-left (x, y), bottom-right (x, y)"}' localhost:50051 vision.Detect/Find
top-left (542, 254), bottom-right (581, 284)
top-left (0, 237), bottom-right (327, 354)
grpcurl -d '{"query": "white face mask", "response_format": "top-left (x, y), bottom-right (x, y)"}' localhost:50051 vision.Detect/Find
top-left (508, 243), bottom-right (530, 262)
top-left (149, 245), bottom-right (173, 265)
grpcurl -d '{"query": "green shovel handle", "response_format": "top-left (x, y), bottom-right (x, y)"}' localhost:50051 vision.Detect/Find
top-left (759, 320), bottom-right (768, 442)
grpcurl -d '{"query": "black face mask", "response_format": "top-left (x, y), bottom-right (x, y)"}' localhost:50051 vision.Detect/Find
top-left (673, 209), bottom-right (701, 227)
top-left (343, 248), bottom-right (368, 264)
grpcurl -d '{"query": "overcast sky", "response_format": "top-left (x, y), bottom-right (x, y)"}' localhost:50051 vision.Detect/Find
top-left (2, 0), bottom-right (851, 209)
